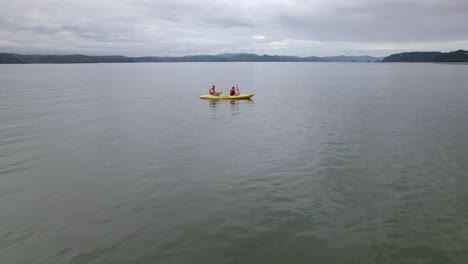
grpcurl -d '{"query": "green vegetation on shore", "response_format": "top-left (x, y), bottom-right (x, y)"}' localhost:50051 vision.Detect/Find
top-left (383, 50), bottom-right (468, 62)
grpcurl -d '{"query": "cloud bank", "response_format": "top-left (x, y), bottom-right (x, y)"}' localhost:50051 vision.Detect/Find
top-left (0, 0), bottom-right (467, 56)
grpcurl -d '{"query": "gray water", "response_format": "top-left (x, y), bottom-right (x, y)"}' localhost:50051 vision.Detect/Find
top-left (1, 62), bottom-right (468, 264)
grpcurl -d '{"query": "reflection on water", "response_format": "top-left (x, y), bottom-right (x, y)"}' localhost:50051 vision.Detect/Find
top-left (208, 99), bottom-right (220, 108)
top-left (208, 99), bottom-right (254, 109)
top-left (229, 100), bottom-right (240, 116)
top-left (207, 99), bottom-right (255, 119)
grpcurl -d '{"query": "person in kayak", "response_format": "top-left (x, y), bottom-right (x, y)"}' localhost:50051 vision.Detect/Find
top-left (230, 86), bottom-right (238, 96)
top-left (209, 85), bottom-right (221, 96)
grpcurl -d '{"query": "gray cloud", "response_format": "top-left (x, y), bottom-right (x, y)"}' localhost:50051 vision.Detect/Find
top-left (278, 0), bottom-right (468, 42)
top-left (0, 0), bottom-right (467, 56)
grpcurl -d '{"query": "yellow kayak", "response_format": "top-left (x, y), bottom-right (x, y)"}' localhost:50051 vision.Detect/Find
top-left (200, 93), bottom-right (254, 100)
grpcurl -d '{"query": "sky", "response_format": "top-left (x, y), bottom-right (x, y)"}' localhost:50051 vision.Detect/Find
top-left (0, 0), bottom-right (467, 57)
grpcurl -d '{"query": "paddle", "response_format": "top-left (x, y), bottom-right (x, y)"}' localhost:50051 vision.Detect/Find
top-left (236, 84), bottom-right (240, 96)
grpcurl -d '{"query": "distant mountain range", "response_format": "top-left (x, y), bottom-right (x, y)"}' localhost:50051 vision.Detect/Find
top-left (1, 50), bottom-right (467, 64)
top-left (0, 52), bottom-right (383, 64)
top-left (383, 50), bottom-right (468, 62)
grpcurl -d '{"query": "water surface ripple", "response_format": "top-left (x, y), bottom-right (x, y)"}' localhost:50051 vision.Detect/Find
top-left (1, 63), bottom-right (468, 263)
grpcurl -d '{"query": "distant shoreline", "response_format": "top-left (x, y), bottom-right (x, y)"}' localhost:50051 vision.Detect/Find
top-left (0, 52), bottom-right (383, 64)
top-left (1, 50), bottom-right (466, 64)
top-left (382, 50), bottom-right (467, 63)
top-left (433, 62), bottom-right (468, 65)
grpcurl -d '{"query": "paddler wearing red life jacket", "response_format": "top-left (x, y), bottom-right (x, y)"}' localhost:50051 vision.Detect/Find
top-left (230, 86), bottom-right (238, 96)
top-left (209, 85), bottom-right (221, 96)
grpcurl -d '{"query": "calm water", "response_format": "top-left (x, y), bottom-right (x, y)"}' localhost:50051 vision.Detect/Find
top-left (1, 62), bottom-right (468, 263)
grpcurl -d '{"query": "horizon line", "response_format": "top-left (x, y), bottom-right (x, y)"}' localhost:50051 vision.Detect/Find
top-left (3, 49), bottom-right (466, 58)
top-left (0, 51), bottom-right (388, 58)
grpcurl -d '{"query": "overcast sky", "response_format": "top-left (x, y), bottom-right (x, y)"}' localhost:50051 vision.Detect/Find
top-left (0, 0), bottom-right (467, 57)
